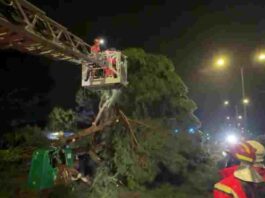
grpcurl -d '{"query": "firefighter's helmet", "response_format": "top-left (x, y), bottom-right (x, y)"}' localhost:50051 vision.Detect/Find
top-left (247, 140), bottom-right (265, 163)
top-left (229, 141), bottom-right (264, 183)
top-left (229, 141), bottom-right (256, 163)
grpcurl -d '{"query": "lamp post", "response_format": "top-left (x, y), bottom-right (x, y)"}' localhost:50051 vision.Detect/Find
top-left (214, 57), bottom-right (249, 133)
top-left (240, 67), bottom-right (248, 132)
top-left (213, 51), bottom-right (265, 134)
top-left (223, 100), bottom-right (242, 131)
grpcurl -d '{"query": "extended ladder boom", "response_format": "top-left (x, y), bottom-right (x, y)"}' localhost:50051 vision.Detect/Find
top-left (0, 0), bottom-right (97, 65)
top-left (0, 0), bottom-right (128, 126)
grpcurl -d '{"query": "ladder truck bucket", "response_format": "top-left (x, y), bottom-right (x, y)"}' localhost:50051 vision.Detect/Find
top-left (82, 51), bottom-right (128, 89)
top-left (0, 0), bottom-right (128, 90)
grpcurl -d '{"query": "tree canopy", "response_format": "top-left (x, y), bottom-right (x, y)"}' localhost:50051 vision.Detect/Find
top-left (60, 48), bottom-right (215, 197)
top-left (0, 48), bottom-right (217, 198)
top-left (120, 48), bottom-right (200, 130)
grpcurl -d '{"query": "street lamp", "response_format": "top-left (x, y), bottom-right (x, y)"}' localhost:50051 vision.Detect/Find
top-left (217, 58), bottom-right (225, 66)
top-left (224, 100), bottom-right (229, 106)
top-left (238, 115), bottom-right (243, 120)
top-left (243, 98), bottom-right (249, 105)
top-left (213, 56), bottom-right (248, 131)
top-left (214, 57), bottom-right (228, 69)
top-left (258, 53), bottom-right (265, 61)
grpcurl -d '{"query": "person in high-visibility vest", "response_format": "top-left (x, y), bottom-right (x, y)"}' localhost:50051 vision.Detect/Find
top-left (219, 149), bottom-right (240, 179)
top-left (247, 140), bottom-right (265, 181)
top-left (103, 49), bottom-right (117, 78)
top-left (214, 141), bottom-right (265, 198)
top-left (219, 140), bottom-right (265, 181)
top-left (90, 38), bottom-right (101, 53)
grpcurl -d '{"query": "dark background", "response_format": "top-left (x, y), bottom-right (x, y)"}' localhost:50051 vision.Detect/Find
top-left (1, 0), bottom-right (265, 134)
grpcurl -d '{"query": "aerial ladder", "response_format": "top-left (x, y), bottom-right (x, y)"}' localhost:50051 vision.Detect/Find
top-left (0, 0), bottom-right (128, 189)
top-left (0, 0), bottom-right (128, 124)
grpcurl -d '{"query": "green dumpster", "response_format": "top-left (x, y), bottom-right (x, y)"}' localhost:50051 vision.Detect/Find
top-left (28, 147), bottom-right (74, 190)
top-left (28, 148), bottom-right (58, 190)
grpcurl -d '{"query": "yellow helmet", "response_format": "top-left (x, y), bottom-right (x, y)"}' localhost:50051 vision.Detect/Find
top-left (247, 140), bottom-right (265, 163)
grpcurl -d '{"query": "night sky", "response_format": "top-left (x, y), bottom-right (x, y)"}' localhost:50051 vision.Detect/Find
top-left (2, 0), bottom-right (265, 134)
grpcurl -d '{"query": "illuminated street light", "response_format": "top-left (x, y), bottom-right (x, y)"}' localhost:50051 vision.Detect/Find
top-left (226, 116), bottom-right (230, 120)
top-left (212, 53), bottom-right (249, 131)
top-left (243, 98), bottom-right (249, 105)
top-left (215, 57), bottom-right (226, 68)
top-left (258, 53), bottom-right (265, 61)
top-left (226, 134), bottom-right (238, 144)
top-left (238, 115), bottom-right (243, 120)
top-left (224, 100), bottom-right (229, 106)
top-left (217, 58), bottom-right (225, 66)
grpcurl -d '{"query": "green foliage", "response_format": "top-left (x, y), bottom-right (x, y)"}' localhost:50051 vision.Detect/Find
top-left (75, 88), bottom-right (99, 108)
top-left (140, 184), bottom-right (184, 198)
top-left (48, 107), bottom-right (76, 131)
top-left (88, 166), bottom-right (119, 198)
top-left (121, 48), bottom-right (200, 129)
top-left (57, 48), bottom-right (214, 198)
top-left (86, 119), bottom-right (217, 197)
top-left (3, 125), bottom-right (49, 148)
top-left (110, 124), bottom-right (158, 189)
top-left (0, 148), bottom-right (27, 197)
top-left (140, 184), bottom-right (213, 198)
top-left (75, 88), bottom-right (99, 128)
top-left (0, 126), bottom-right (50, 197)
top-left (0, 48), bottom-right (217, 198)
top-left (0, 148), bottom-right (21, 162)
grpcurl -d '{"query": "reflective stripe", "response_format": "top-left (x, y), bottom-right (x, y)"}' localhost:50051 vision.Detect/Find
top-left (214, 183), bottom-right (239, 198)
top-left (240, 143), bottom-right (251, 154)
top-left (236, 153), bottom-right (253, 162)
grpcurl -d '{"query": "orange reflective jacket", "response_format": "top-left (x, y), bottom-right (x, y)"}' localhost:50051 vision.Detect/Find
top-left (91, 44), bottom-right (100, 53)
top-left (214, 175), bottom-right (247, 198)
top-left (219, 165), bottom-right (239, 179)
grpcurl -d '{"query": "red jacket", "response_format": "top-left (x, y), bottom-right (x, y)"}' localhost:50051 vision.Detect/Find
top-left (104, 67), bottom-right (114, 77)
top-left (214, 174), bottom-right (247, 198)
top-left (91, 44), bottom-right (100, 53)
top-left (219, 166), bottom-right (239, 179)
top-left (219, 165), bottom-right (265, 181)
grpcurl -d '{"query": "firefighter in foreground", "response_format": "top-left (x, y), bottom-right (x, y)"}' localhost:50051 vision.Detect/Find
top-left (214, 141), bottom-right (265, 198)
top-left (219, 140), bottom-right (265, 179)
top-left (247, 140), bottom-right (265, 181)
